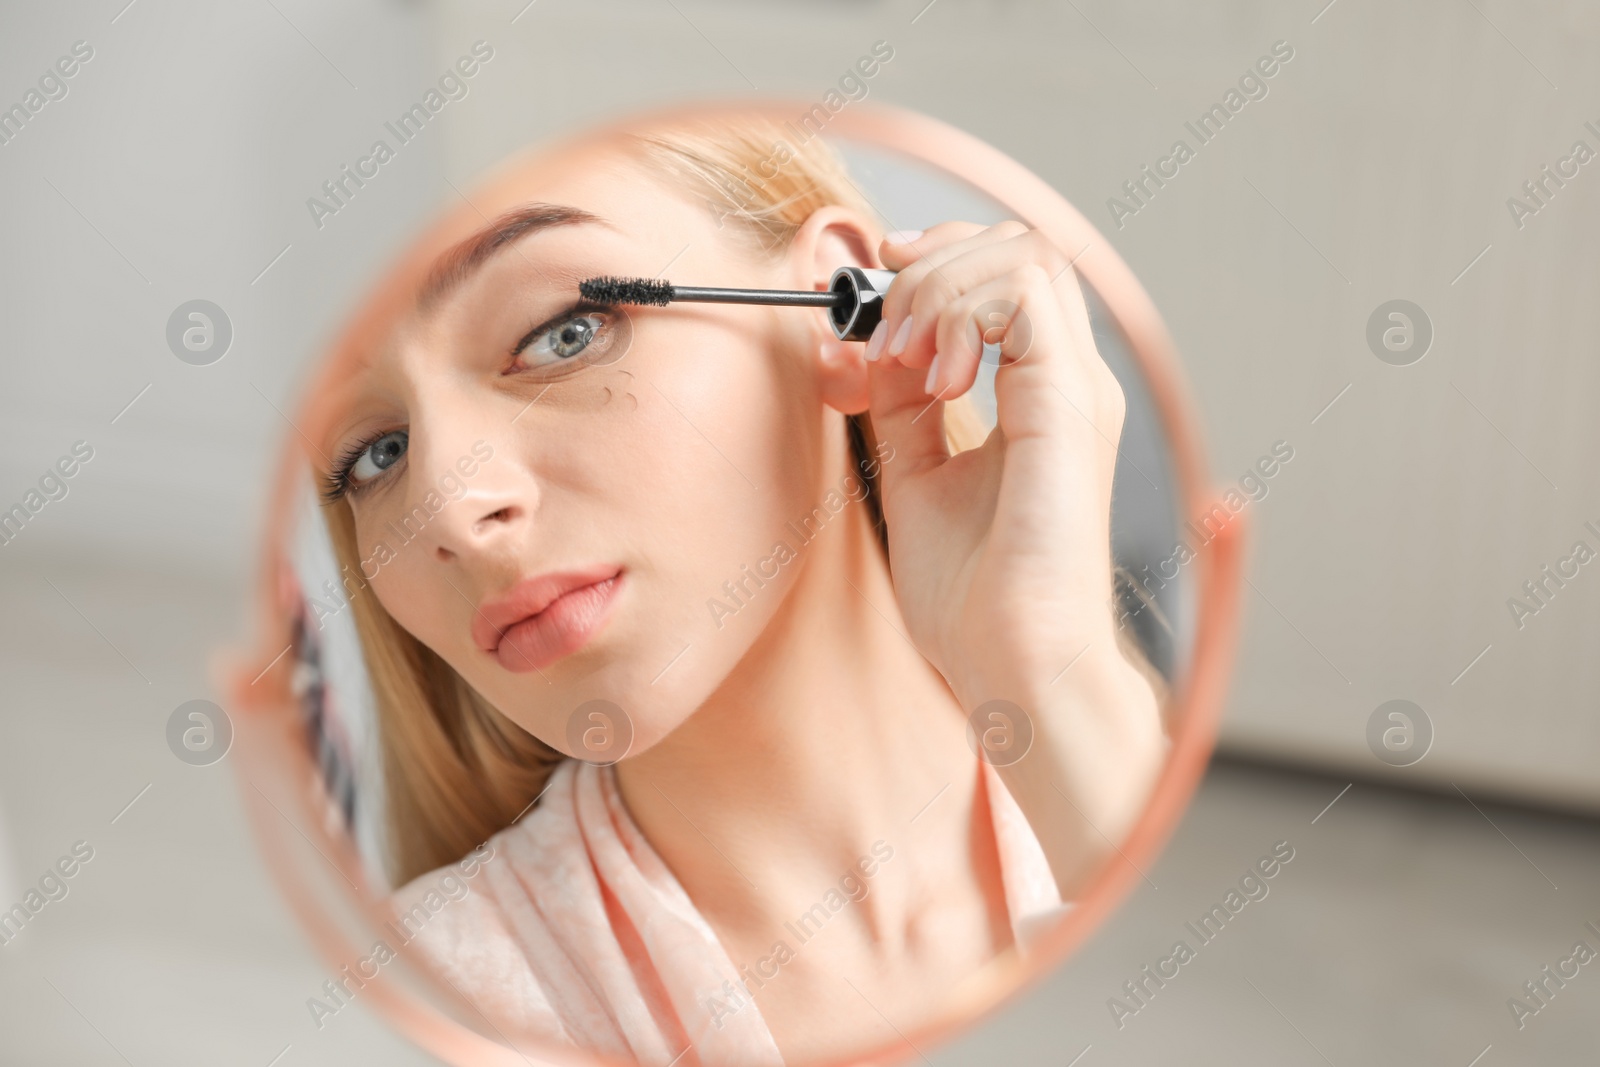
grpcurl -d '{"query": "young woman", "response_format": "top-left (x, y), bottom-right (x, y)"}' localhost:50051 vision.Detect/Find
top-left (316, 115), bottom-right (1163, 1065)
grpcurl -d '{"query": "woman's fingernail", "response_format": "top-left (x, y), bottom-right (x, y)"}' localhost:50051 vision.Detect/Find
top-left (924, 353), bottom-right (942, 395)
top-left (887, 316), bottom-right (913, 356)
top-left (884, 229), bottom-right (923, 245)
top-left (864, 319), bottom-right (888, 361)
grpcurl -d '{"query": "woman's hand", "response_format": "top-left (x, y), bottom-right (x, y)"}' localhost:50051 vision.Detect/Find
top-left (864, 221), bottom-right (1164, 897)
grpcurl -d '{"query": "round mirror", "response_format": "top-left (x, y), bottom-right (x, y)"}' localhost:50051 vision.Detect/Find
top-left (228, 101), bottom-right (1242, 1067)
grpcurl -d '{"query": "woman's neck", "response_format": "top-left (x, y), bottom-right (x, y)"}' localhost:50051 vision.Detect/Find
top-left (614, 486), bottom-right (1001, 948)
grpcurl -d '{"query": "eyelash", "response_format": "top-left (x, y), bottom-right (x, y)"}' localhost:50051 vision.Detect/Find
top-left (321, 302), bottom-right (616, 505)
top-left (321, 437), bottom-right (390, 506)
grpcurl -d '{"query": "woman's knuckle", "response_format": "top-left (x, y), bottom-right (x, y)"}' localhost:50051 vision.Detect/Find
top-left (911, 271), bottom-right (958, 317)
top-left (1007, 262), bottom-right (1051, 291)
top-left (943, 298), bottom-right (984, 354)
top-left (886, 265), bottom-right (927, 314)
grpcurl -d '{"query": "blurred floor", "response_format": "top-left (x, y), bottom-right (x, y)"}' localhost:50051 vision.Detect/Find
top-left (1, 553), bottom-right (1596, 1065)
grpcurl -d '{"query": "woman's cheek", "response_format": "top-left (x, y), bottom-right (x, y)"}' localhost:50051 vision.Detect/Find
top-left (368, 561), bottom-right (425, 641)
top-left (352, 520), bottom-right (448, 654)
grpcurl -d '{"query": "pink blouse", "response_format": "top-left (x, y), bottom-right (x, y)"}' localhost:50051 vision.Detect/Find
top-left (392, 758), bottom-right (1065, 1066)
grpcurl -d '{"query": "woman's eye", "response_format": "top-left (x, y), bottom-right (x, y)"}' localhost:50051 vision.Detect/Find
top-left (349, 429), bottom-right (408, 485)
top-left (523, 313), bottom-right (606, 367)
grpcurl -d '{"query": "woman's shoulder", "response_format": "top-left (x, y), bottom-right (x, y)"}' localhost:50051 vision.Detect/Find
top-left (388, 758), bottom-right (582, 921)
top-left (390, 840), bottom-right (501, 932)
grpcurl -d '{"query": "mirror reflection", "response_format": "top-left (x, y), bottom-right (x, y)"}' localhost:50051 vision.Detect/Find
top-left (274, 111), bottom-right (1197, 1066)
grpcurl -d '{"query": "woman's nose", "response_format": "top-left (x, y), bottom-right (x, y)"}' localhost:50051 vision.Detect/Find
top-left (428, 491), bottom-right (529, 563)
top-left (401, 428), bottom-right (533, 562)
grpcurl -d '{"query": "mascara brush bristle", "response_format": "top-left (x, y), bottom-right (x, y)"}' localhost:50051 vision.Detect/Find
top-left (580, 275), bottom-right (675, 306)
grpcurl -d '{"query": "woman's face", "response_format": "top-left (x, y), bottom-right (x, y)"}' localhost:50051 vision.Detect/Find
top-left (320, 156), bottom-right (854, 757)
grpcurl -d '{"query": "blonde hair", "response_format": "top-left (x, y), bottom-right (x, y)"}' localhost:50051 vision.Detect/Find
top-left (327, 118), bottom-right (988, 885)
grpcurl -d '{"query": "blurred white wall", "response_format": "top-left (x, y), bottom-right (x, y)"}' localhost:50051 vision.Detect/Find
top-left (0, 0), bottom-right (445, 575)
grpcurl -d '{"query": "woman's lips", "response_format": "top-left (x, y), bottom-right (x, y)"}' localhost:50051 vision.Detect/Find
top-left (473, 567), bottom-right (624, 674)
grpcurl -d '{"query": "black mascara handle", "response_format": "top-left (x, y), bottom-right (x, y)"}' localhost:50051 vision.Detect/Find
top-left (826, 267), bottom-right (898, 342)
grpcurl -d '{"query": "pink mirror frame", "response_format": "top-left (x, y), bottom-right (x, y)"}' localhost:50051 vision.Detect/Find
top-left (224, 99), bottom-right (1244, 1067)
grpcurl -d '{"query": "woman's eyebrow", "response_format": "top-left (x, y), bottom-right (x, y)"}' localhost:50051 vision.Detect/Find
top-left (420, 203), bottom-right (612, 309)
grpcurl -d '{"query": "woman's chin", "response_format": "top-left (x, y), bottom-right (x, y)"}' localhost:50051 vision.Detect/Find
top-left (476, 663), bottom-right (709, 766)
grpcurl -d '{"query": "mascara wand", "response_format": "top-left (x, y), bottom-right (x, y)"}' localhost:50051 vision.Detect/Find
top-left (580, 266), bottom-right (897, 342)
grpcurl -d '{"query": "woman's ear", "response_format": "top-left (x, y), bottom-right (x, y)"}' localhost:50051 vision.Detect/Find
top-left (789, 205), bottom-right (880, 416)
